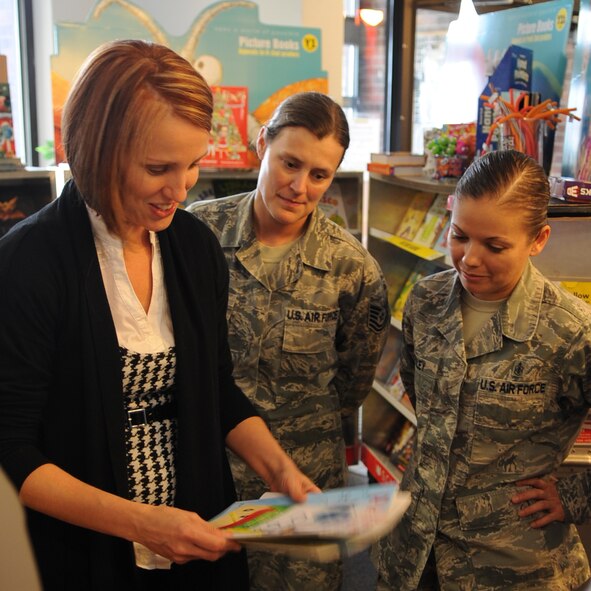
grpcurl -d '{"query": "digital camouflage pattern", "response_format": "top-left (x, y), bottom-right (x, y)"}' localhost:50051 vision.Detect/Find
top-left (188, 192), bottom-right (389, 591)
top-left (373, 261), bottom-right (591, 591)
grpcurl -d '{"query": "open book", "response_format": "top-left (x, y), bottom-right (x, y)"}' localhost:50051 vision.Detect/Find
top-left (209, 482), bottom-right (411, 562)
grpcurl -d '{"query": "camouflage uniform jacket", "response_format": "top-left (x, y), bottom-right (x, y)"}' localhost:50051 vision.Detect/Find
top-left (188, 191), bottom-right (390, 497)
top-left (374, 261), bottom-right (591, 591)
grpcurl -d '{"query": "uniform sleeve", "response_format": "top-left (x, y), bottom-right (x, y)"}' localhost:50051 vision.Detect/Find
top-left (209, 224), bottom-right (259, 434)
top-left (557, 471), bottom-right (591, 524)
top-left (399, 291), bottom-right (417, 406)
top-left (556, 317), bottom-right (591, 523)
top-left (333, 253), bottom-right (390, 416)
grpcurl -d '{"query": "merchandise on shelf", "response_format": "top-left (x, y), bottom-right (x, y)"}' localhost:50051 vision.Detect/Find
top-left (395, 192), bottom-right (436, 239)
top-left (391, 260), bottom-right (438, 322)
top-left (412, 193), bottom-right (450, 248)
top-left (424, 123), bottom-right (476, 180)
top-left (549, 176), bottom-right (591, 203)
top-left (476, 44), bottom-right (532, 156)
top-left (367, 162), bottom-right (425, 177)
top-left (370, 152), bottom-right (426, 167)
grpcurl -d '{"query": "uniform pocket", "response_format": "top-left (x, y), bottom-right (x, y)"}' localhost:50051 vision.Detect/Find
top-left (456, 486), bottom-right (524, 531)
top-left (473, 377), bottom-right (549, 430)
top-left (282, 308), bottom-right (338, 354)
top-left (455, 487), bottom-right (560, 583)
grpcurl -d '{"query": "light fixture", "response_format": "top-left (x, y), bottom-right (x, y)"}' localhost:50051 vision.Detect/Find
top-left (359, 8), bottom-right (384, 27)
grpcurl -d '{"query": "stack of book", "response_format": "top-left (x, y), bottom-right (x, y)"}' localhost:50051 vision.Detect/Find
top-left (367, 152), bottom-right (426, 177)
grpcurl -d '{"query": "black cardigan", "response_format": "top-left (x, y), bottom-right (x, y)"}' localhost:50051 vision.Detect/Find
top-left (0, 182), bottom-right (255, 589)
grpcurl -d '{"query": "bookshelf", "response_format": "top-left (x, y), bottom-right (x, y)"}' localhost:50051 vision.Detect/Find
top-left (361, 172), bottom-right (454, 481)
top-left (361, 171), bottom-right (591, 482)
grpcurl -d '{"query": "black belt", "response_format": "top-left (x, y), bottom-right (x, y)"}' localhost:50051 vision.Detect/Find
top-left (127, 398), bottom-right (176, 428)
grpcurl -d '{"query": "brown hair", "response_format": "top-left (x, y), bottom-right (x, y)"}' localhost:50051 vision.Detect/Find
top-left (455, 149), bottom-right (549, 239)
top-left (62, 39), bottom-right (213, 232)
top-left (263, 92), bottom-right (350, 162)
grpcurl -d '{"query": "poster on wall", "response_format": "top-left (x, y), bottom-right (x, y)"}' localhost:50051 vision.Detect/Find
top-left (476, 0), bottom-right (573, 170)
top-left (201, 86), bottom-right (249, 168)
top-left (561, 0), bottom-right (591, 179)
top-left (50, 0), bottom-right (327, 167)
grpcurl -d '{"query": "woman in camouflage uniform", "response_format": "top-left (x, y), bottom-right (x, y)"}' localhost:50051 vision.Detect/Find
top-left (188, 92), bottom-right (390, 591)
top-left (374, 149), bottom-right (591, 590)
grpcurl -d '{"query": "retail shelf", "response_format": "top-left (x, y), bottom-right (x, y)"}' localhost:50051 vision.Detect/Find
top-left (373, 380), bottom-right (416, 426)
top-left (548, 199), bottom-right (591, 218)
top-left (563, 448), bottom-right (591, 466)
top-left (368, 172), bottom-right (457, 194)
top-left (361, 443), bottom-right (404, 484)
top-left (369, 227), bottom-right (446, 262)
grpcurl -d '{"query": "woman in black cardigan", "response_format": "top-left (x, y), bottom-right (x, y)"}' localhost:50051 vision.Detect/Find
top-left (0, 40), bottom-right (317, 590)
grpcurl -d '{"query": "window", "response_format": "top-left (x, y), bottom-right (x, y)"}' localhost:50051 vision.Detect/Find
top-left (341, 0), bottom-right (387, 169)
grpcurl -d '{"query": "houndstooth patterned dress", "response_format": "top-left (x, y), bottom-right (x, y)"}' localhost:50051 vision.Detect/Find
top-left (122, 346), bottom-right (177, 506)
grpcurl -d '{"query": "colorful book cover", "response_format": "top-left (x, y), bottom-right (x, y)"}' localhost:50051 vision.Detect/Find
top-left (201, 86), bottom-right (249, 169)
top-left (319, 182), bottom-right (350, 229)
top-left (387, 370), bottom-right (406, 401)
top-left (389, 423), bottom-right (415, 472)
top-left (412, 193), bottom-right (449, 247)
top-left (391, 260), bottom-right (437, 321)
top-left (208, 483), bottom-right (411, 562)
top-left (433, 216), bottom-right (451, 255)
top-left (395, 192), bottom-right (435, 240)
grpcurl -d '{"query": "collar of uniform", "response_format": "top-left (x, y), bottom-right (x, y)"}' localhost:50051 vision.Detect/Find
top-left (435, 271), bottom-right (467, 343)
top-left (500, 260), bottom-right (544, 342)
top-left (297, 208), bottom-right (332, 272)
top-left (216, 191), bottom-right (257, 248)
top-left (227, 193), bottom-right (331, 273)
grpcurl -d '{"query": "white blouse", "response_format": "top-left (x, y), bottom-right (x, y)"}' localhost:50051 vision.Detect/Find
top-left (86, 205), bottom-right (174, 352)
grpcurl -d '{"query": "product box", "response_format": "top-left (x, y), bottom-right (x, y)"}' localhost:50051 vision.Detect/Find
top-left (563, 178), bottom-right (591, 203)
top-left (476, 45), bottom-right (533, 156)
top-left (549, 176), bottom-right (591, 203)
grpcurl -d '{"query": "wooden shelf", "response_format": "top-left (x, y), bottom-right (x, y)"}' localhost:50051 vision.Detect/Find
top-left (369, 227), bottom-right (447, 262)
top-left (361, 443), bottom-right (403, 484)
top-left (368, 172), bottom-right (457, 194)
top-left (373, 380), bottom-right (416, 426)
top-left (564, 447), bottom-right (591, 466)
